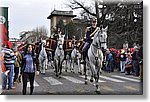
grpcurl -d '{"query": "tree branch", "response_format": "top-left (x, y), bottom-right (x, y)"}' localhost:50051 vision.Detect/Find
top-left (68, 0), bottom-right (96, 16)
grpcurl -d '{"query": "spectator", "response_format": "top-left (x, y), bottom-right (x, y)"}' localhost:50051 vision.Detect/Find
top-left (1, 41), bottom-right (16, 90)
top-left (106, 49), bottom-right (114, 72)
top-left (139, 45), bottom-right (143, 80)
top-left (21, 44), bottom-right (39, 95)
top-left (119, 49), bottom-right (126, 73)
top-left (125, 54), bottom-right (132, 75)
top-left (13, 48), bottom-right (22, 83)
top-left (132, 46), bottom-right (140, 76)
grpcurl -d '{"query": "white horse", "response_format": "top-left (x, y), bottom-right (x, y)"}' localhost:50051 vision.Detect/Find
top-left (38, 40), bottom-right (48, 74)
top-left (84, 26), bottom-right (107, 93)
top-left (54, 34), bottom-right (65, 78)
top-left (76, 50), bottom-right (83, 74)
top-left (70, 47), bottom-right (83, 74)
top-left (70, 46), bottom-right (77, 73)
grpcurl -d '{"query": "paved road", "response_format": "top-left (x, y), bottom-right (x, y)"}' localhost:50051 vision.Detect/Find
top-left (1, 63), bottom-right (143, 95)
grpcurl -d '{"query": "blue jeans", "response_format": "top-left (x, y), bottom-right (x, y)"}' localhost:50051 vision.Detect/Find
top-left (108, 61), bottom-right (114, 72)
top-left (1, 73), bottom-right (7, 89)
top-left (120, 61), bottom-right (125, 72)
top-left (5, 65), bottom-right (14, 89)
top-left (82, 42), bottom-right (90, 52)
top-left (82, 42), bottom-right (90, 60)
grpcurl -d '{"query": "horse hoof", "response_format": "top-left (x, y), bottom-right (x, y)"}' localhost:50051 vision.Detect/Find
top-left (96, 87), bottom-right (101, 94)
top-left (96, 90), bottom-right (101, 94)
top-left (90, 79), bottom-right (94, 83)
top-left (85, 81), bottom-right (88, 85)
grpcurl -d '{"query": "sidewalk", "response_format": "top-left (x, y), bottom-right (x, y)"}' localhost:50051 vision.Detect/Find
top-left (1, 82), bottom-right (22, 95)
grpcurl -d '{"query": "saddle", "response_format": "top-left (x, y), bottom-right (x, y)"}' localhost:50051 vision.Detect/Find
top-left (64, 40), bottom-right (72, 52)
top-left (46, 39), bottom-right (57, 51)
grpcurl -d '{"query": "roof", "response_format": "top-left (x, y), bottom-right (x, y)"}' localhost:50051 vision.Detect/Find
top-left (47, 10), bottom-right (76, 19)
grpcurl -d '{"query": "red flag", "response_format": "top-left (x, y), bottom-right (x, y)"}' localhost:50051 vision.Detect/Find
top-left (0, 24), bottom-right (8, 44)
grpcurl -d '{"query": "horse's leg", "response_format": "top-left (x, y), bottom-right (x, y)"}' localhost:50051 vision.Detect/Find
top-left (72, 58), bottom-right (74, 73)
top-left (64, 59), bottom-right (68, 72)
top-left (95, 72), bottom-right (101, 94)
top-left (59, 60), bottom-right (63, 78)
top-left (80, 59), bottom-right (84, 75)
top-left (78, 58), bottom-right (81, 74)
top-left (70, 59), bottom-right (72, 72)
top-left (89, 61), bottom-right (94, 83)
top-left (69, 58), bottom-right (72, 72)
top-left (95, 63), bottom-right (101, 94)
top-left (45, 59), bottom-right (48, 70)
top-left (42, 60), bottom-right (46, 74)
top-left (84, 61), bottom-right (88, 84)
top-left (54, 59), bottom-right (58, 77)
top-left (39, 59), bottom-right (42, 74)
top-left (58, 57), bottom-right (60, 73)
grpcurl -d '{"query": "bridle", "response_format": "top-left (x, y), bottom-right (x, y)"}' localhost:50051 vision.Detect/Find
top-left (91, 30), bottom-right (102, 61)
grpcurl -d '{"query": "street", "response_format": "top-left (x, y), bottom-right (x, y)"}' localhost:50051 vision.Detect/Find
top-left (1, 62), bottom-right (143, 95)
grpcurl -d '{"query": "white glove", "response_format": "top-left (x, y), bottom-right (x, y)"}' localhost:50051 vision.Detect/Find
top-left (4, 70), bottom-right (10, 76)
top-left (36, 71), bottom-right (40, 75)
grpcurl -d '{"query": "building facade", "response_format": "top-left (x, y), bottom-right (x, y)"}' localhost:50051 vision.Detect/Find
top-left (47, 10), bottom-right (76, 36)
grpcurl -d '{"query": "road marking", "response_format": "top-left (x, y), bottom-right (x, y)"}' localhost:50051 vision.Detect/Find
top-left (62, 76), bottom-right (84, 83)
top-left (128, 75), bottom-right (140, 80)
top-left (111, 75), bottom-right (140, 82)
top-left (27, 81), bottom-right (39, 87)
top-left (102, 86), bottom-right (114, 91)
top-left (79, 76), bottom-right (105, 82)
top-left (43, 77), bottom-right (63, 85)
top-left (100, 76), bottom-right (125, 82)
top-left (124, 86), bottom-right (138, 91)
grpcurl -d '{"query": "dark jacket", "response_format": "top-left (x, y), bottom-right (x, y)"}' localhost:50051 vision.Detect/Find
top-left (86, 27), bottom-right (97, 44)
top-left (20, 53), bottom-right (39, 74)
top-left (132, 51), bottom-right (140, 61)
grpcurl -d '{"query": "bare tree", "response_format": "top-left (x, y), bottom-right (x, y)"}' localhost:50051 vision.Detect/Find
top-left (66, 0), bottom-right (143, 48)
top-left (32, 26), bottom-right (49, 41)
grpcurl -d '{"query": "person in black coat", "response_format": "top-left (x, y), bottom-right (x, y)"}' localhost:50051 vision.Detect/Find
top-left (21, 44), bottom-right (39, 95)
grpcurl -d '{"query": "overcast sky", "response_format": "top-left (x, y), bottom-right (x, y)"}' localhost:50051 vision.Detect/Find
top-left (0, 0), bottom-right (75, 38)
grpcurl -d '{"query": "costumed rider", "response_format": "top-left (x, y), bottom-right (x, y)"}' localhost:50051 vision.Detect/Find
top-left (72, 35), bottom-right (77, 49)
top-left (81, 17), bottom-right (100, 62)
top-left (51, 28), bottom-right (62, 61)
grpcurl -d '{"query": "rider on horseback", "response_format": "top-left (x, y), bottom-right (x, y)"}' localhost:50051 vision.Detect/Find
top-left (51, 28), bottom-right (62, 61)
top-left (81, 17), bottom-right (100, 62)
top-left (72, 35), bottom-right (77, 49)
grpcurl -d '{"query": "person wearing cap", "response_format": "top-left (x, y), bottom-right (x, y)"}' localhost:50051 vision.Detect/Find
top-left (81, 17), bottom-right (100, 61)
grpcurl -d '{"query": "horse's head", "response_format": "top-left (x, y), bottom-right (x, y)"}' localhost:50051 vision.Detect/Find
top-left (42, 40), bottom-right (46, 46)
top-left (101, 26), bottom-right (108, 42)
top-left (93, 26), bottom-right (108, 49)
top-left (57, 34), bottom-right (65, 49)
